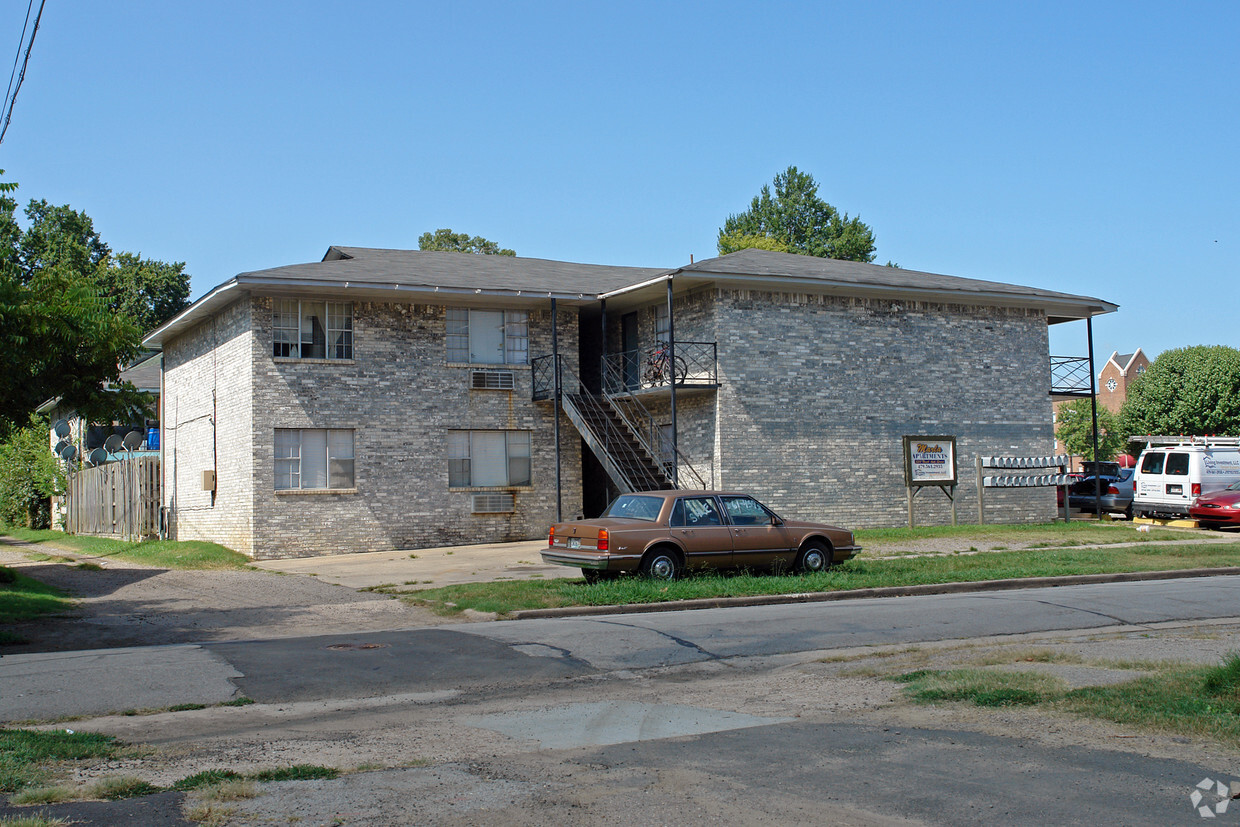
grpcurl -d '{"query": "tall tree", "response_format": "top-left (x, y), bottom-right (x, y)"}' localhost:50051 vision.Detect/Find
top-left (1055, 399), bottom-right (1124, 461)
top-left (418, 228), bottom-right (515, 256)
top-left (1119, 346), bottom-right (1240, 438)
top-left (0, 174), bottom-right (167, 435)
top-left (98, 252), bottom-right (190, 334)
top-left (717, 166), bottom-right (877, 262)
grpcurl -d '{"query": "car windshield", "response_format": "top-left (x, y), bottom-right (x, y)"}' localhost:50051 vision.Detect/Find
top-left (1229, 480), bottom-right (1240, 491)
top-left (601, 495), bottom-right (664, 522)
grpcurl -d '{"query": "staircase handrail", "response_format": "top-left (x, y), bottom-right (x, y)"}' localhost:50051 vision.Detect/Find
top-left (600, 355), bottom-right (708, 490)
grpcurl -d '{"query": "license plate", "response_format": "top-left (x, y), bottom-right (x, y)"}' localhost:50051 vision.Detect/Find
top-left (1167, 484), bottom-right (1183, 495)
top-left (568, 537), bottom-right (581, 549)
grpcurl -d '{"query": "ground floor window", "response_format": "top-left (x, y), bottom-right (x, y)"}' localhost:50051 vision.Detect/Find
top-left (448, 430), bottom-right (531, 487)
top-left (275, 429), bottom-right (355, 490)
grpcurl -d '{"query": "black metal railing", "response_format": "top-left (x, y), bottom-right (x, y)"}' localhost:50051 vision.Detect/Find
top-left (600, 341), bottom-right (718, 395)
top-left (532, 351), bottom-right (707, 490)
top-left (531, 354), bottom-right (559, 401)
top-left (1050, 356), bottom-right (1092, 397)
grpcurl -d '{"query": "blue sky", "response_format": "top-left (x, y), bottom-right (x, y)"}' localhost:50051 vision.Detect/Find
top-left (3, 1), bottom-right (1236, 366)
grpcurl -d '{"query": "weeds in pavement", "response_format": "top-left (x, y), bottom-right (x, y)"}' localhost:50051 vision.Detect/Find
top-left (0, 729), bottom-right (122, 794)
top-left (86, 775), bottom-right (161, 799)
top-left (7, 784), bottom-right (76, 804)
top-left (893, 652), bottom-right (1240, 746)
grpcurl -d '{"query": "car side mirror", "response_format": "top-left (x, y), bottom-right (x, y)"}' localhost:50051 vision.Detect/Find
top-left (771, 516), bottom-right (783, 526)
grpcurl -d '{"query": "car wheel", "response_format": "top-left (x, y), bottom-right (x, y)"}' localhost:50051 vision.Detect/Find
top-left (582, 569), bottom-right (619, 584)
top-left (640, 548), bottom-right (681, 581)
top-left (1123, 503), bottom-right (1133, 520)
top-left (796, 541), bottom-right (832, 574)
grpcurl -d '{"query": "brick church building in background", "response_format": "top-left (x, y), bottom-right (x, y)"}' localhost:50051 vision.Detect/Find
top-left (1054, 349), bottom-right (1150, 468)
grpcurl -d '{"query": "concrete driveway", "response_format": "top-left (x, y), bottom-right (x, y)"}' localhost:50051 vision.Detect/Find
top-left (250, 539), bottom-right (574, 590)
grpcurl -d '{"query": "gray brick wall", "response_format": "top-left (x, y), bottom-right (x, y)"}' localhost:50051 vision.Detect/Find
top-left (711, 290), bottom-right (1056, 527)
top-left (247, 297), bottom-right (581, 559)
top-left (162, 298), bottom-right (255, 554)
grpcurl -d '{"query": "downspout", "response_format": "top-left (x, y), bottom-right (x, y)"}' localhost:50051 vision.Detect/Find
top-left (599, 298), bottom-right (607, 387)
top-left (1087, 315), bottom-right (1101, 518)
top-left (551, 298), bottom-right (562, 522)
top-left (667, 276), bottom-right (678, 488)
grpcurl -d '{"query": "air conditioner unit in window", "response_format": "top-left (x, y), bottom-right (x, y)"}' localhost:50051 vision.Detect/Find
top-left (470, 369), bottom-right (515, 390)
top-left (472, 493), bottom-right (515, 513)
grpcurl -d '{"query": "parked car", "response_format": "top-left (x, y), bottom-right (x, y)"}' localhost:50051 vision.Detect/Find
top-left (1068, 468), bottom-right (1135, 518)
top-left (1189, 480), bottom-right (1240, 529)
top-left (543, 490), bottom-right (861, 582)
top-left (1133, 440), bottom-right (1240, 519)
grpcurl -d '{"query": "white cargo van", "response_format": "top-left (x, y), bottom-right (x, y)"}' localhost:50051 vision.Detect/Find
top-left (1132, 437), bottom-right (1240, 518)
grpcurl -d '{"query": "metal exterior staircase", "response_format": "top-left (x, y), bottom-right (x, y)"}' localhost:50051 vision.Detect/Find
top-left (561, 392), bottom-right (671, 492)
top-left (534, 353), bottom-right (706, 494)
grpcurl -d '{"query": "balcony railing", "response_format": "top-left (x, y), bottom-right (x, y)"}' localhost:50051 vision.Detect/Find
top-left (1049, 356), bottom-right (1092, 397)
top-left (600, 341), bottom-right (718, 395)
top-left (532, 354), bottom-right (559, 401)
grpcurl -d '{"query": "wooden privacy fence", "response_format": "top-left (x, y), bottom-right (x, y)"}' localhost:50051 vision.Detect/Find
top-left (66, 456), bottom-right (161, 540)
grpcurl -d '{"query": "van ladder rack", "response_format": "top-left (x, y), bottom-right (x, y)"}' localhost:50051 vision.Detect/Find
top-left (1129, 435), bottom-right (1240, 447)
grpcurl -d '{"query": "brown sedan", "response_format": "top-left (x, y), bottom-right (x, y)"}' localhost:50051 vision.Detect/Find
top-left (543, 490), bottom-right (860, 582)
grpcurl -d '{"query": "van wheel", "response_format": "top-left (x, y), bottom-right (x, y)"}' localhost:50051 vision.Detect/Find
top-left (796, 541), bottom-right (832, 574)
top-left (640, 548), bottom-right (682, 581)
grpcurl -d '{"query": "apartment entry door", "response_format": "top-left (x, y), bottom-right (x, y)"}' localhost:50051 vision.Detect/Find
top-left (622, 312), bottom-right (639, 390)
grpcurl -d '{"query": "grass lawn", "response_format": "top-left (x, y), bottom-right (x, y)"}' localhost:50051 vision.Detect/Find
top-left (0, 567), bottom-right (72, 624)
top-left (0, 528), bottom-right (248, 570)
top-left (389, 540), bottom-right (1240, 616)
top-left (894, 652), bottom-right (1240, 748)
top-left (856, 521), bottom-right (1189, 554)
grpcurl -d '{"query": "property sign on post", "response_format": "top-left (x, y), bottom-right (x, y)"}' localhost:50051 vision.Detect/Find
top-left (903, 436), bottom-right (957, 487)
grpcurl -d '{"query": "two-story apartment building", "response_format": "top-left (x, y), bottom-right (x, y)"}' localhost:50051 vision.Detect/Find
top-left (143, 246), bottom-right (1116, 558)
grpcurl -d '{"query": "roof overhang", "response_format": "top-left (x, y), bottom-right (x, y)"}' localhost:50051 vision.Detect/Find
top-left (600, 270), bottom-right (1117, 322)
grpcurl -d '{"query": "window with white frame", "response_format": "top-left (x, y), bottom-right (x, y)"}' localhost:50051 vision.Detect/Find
top-left (447, 430), bottom-right (531, 487)
top-left (273, 300), bottom-right (353, 359)
top-left (654, 303), bottom-right (670, 344)
top-left (446, 308), bottom-right (529, 364)
top-left (274, 429), bottom-right (355, 490)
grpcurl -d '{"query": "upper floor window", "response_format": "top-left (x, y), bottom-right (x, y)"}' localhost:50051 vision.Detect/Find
top-left (654, 303), bottom-right (670, 344)
top-left (274, 300), bottom-right (353, 359)
top-left (446, 308), bottom-right (528, 364)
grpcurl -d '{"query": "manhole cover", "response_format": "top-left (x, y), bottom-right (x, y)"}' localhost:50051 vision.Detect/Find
top-left (325, 642), bottom-right (389, 651)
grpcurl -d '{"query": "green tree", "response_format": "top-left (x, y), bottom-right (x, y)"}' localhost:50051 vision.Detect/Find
top-left (418, 228), bottom-right (515, 256)
top-left (98, 252), bottom-right (190, 334)
top-left (717, 166), bottom-right (877, 262)
top-left (0, 174), bottom-right (151, 436)
top-left (0, 415), bottom-right (65, 528)
top-left (1119, 346), bottom-right (1240, 438)
top-left (1056, 399), bottom-right (1125, 461)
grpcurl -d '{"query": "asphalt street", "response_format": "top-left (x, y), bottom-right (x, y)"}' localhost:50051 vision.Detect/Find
top-left (5, 575), bottom-right (1240, 721)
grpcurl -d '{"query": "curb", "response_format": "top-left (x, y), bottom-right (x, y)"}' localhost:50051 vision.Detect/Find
top-left (507, 566), bottom-right (1240, 620)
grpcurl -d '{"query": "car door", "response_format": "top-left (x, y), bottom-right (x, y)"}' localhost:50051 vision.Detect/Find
top-left (669, 496), bottom-right (732, 569)
top-left (720, 495), bottom-right (797, 569)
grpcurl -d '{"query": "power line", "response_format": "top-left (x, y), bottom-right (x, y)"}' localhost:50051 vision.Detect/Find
top-left (3, 0), bottom-right (35, 118)
top-left (0, 0), bottom-right (47, 146)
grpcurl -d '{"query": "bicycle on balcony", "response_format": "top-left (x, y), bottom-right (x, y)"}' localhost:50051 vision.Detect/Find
top-left (641, 342), bottom-right (687, 387)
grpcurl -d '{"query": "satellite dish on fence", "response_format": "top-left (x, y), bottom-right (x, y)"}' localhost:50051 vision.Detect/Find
top-left (53, 419), bottom-right (70, 438)
top-left (89, 447), bottom-right (109, 466)
top-left (60, 445), bottom-right (77, 462)
top-left (104, 434), bottom-right (124, 452)
top-left (123, 430), bottom-right (144, 451)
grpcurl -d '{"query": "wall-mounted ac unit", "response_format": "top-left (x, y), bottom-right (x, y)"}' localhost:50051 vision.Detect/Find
top-left (470, 369), bottom-right (515, 390)
top-left (472, 493), bottom-right (515, 513)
